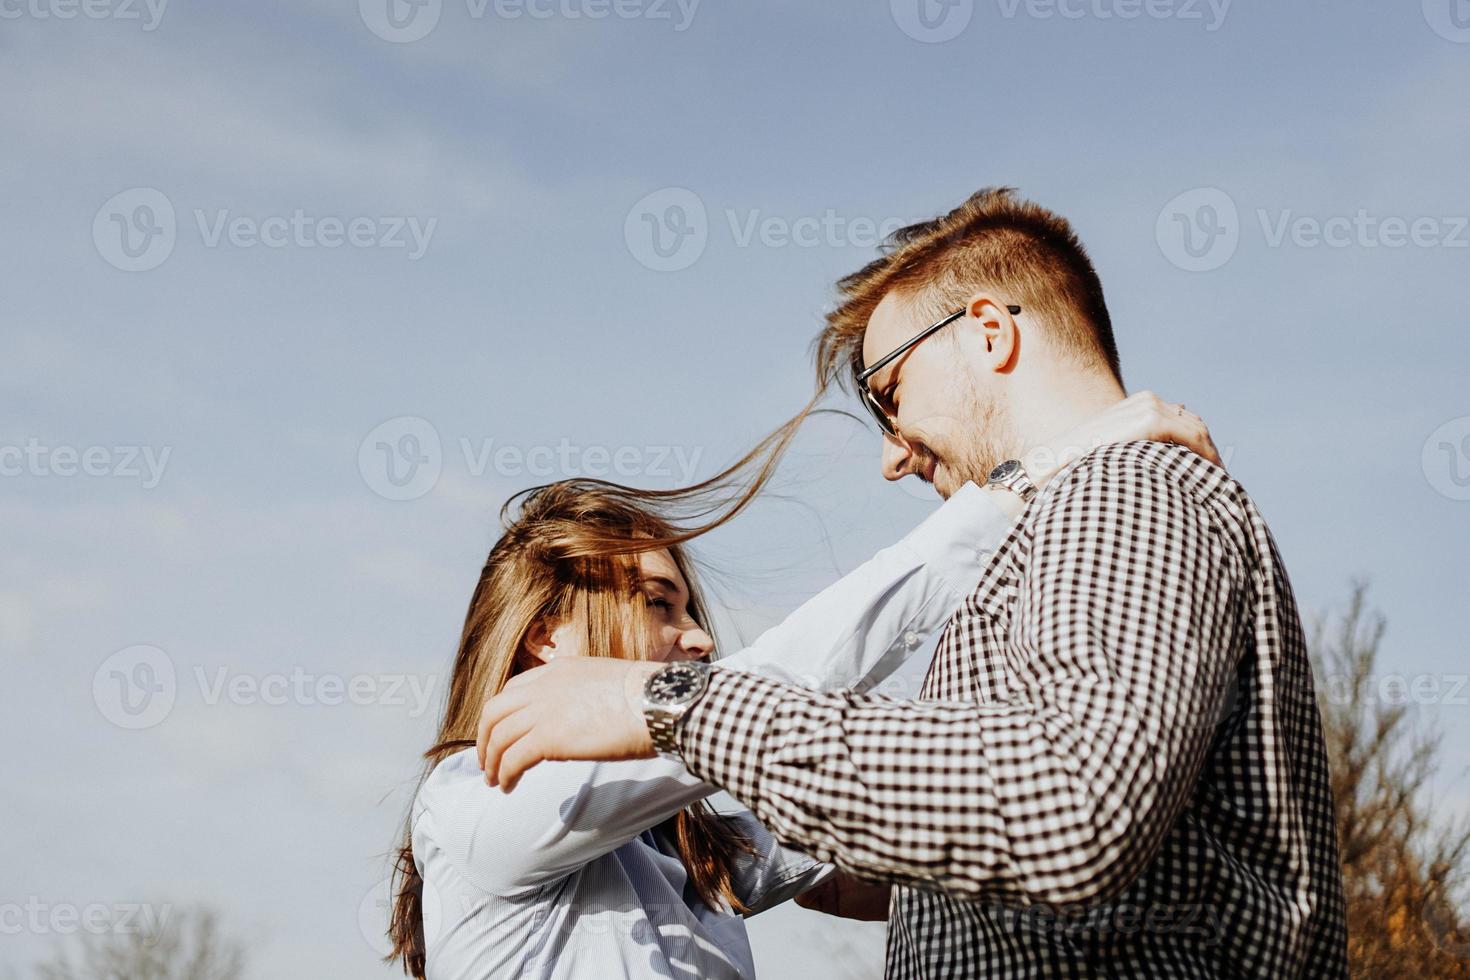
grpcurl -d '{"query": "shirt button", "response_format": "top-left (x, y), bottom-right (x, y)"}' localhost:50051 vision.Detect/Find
top-left (904, 630), bottom-right (921, 649)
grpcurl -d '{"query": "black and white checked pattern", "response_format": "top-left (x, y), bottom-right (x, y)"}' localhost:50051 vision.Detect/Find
top-left (677, 442), bottom-right (1347, 978)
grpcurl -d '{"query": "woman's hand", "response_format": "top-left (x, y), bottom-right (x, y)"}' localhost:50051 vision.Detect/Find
top-left (979, 391), bottom-right (1220, 518)
top-left (1025, 390), bottom-right (1220, 486)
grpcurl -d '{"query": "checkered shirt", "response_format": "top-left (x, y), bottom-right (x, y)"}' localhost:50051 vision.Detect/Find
top-left (675, 441), bottom-right (1348, 978)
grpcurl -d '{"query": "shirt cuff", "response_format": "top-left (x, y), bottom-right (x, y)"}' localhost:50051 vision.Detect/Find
top-left (676, 668), bottom-right (796, 805)
top-left (900, 479), bottom-right (1013, 571)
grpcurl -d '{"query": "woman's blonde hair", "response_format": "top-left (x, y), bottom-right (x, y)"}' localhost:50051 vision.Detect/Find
top-left (388, 401), bottom-right (817, 977)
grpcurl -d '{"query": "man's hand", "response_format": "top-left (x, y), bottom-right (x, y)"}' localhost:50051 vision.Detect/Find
top-left (476, 657), bottom-right (662, 793)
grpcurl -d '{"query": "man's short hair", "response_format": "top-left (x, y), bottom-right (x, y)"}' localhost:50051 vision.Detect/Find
top-left (816, 187), bottom-right (1122, 392)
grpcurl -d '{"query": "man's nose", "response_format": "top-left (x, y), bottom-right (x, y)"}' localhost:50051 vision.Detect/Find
top-left (880, 432), bottom-right (915, 482)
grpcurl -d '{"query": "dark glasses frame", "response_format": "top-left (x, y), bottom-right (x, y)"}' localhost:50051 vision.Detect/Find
top-left (853, 304), bottom-right (1022, 437)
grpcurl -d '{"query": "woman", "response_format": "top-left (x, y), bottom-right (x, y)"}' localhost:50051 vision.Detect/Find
top-left (388, 394), bottom-right (1218, 979)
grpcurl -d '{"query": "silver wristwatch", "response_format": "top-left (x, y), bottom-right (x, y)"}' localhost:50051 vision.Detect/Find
top-left (986, 459), bottom-right (1038, 503)
top-left (642, 660), bottom-right (712, 757)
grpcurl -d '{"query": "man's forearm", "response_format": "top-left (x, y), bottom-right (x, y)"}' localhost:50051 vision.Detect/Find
top-left (674, 453), bottom-right (1246, 905)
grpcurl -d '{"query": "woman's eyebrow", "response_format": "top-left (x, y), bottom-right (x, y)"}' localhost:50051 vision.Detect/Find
top-left (640, 575), bottom-right (683, 596)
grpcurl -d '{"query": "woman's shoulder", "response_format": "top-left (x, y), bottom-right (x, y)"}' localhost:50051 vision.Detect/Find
top-left (416, 747), bottom-right (490, 817)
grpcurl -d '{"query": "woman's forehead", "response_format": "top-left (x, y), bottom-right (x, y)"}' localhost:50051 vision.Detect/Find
top-left (635, 548), bottom-right (685, 590)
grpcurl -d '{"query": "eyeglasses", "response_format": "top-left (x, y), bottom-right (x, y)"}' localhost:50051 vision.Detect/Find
top-left (852, 304), bottom-right (1021, 437)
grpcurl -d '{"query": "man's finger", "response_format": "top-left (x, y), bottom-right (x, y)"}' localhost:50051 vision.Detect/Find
top-left (477, 687), bottom-right (532, 771)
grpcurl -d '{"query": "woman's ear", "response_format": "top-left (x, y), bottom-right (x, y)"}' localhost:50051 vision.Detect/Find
top-left (523, 619), bottom-right (560, 664)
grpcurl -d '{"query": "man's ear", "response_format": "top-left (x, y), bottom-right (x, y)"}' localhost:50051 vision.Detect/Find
top-left (963, 293), bottom-right (1021, 373)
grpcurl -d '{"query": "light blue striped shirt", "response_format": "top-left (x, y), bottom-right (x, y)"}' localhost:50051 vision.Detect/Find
top-left (412, 483), bottom-right (1010, 979)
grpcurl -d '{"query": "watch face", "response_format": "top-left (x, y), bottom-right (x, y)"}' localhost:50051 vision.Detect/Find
top-left (989, 459), bottom-right (1019, 483)
top-left (647, 663), bottom-right (704, 705)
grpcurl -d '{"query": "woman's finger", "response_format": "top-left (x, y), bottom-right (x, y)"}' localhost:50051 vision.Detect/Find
top-left (482, 706), bottom-right (539, 788)
top-left (477, 687), bottom-right (532, 771)
top-left (497, 731), bottom-right (547, 794)
top-left (1144, 404), bottom-right (1208, 463)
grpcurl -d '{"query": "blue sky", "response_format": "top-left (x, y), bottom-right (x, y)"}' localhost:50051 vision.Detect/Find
top-left (3, 1), bottom-right (1468, 976)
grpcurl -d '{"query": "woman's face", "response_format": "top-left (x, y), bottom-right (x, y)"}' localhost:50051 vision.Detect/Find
top-left (530, 548), bottom-right (714, 665)
top-left (631, 548), bottom-right (715, 663)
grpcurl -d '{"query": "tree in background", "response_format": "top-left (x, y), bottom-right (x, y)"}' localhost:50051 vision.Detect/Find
top-left (34, 906), bottom-right (244, 980)
top-left (1313, 583), bottom-right (1470, 977)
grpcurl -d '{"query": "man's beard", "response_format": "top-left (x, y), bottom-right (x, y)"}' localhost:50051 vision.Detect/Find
top-left (923, 379), bottom-right (1017, 498)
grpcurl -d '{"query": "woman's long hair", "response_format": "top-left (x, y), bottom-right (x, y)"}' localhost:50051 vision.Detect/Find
top-left (387, 399), bottom-right (817, 977)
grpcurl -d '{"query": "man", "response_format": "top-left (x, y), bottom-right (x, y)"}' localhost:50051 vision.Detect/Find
top-left (477, 188), bottom-right (1348, 977)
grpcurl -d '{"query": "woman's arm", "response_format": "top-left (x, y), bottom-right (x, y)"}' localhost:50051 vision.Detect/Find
top-left (710, 480), bottom-right (1009, 693)
top-left (430, 486), bottom-right (1012, 894)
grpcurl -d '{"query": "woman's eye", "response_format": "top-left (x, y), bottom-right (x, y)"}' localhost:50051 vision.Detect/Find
top-left (646, 597), bottom-right (673, 612)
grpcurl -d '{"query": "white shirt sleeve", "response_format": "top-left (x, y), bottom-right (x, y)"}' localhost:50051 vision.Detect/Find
top-left (418, 482), bottom-right (1012, 895)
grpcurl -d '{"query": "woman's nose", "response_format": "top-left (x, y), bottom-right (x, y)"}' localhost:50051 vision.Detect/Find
top-left (672, 626), bottom-right (715, 661)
